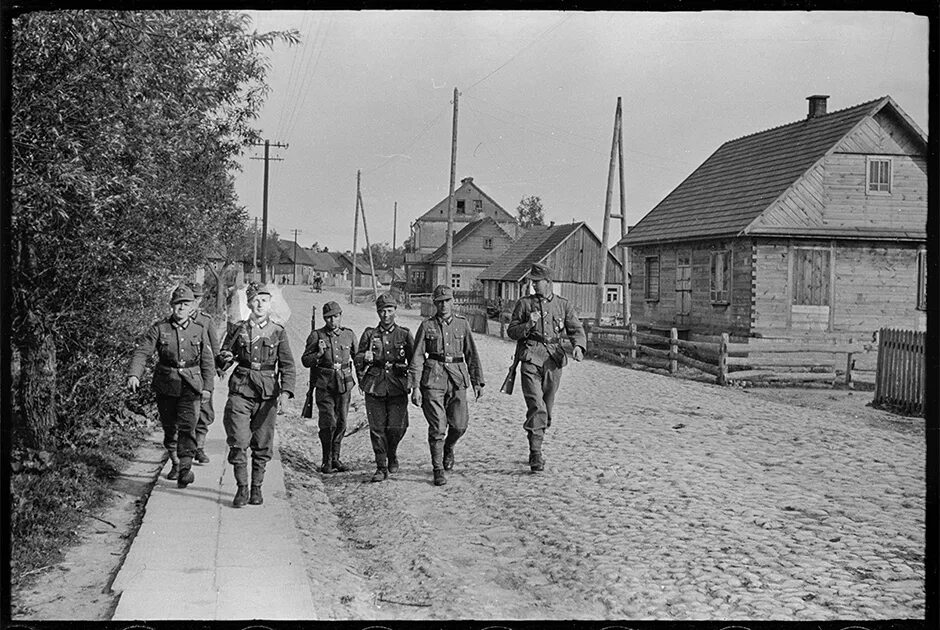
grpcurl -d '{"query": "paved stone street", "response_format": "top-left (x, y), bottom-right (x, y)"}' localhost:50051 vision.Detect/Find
top-left (277, 286), bottom-right (925, 620)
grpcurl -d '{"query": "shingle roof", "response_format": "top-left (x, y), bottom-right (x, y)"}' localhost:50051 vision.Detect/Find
top-left (620, 96), bottom-right (904, 246)
top-left (477, 223), bottom-right (583, 282)
top-left (333, 252), bottom-right (373, 275)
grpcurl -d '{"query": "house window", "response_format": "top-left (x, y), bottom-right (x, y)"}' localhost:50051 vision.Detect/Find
top-left (474, 199), bottom-right (483, 212)
top-left (917, 249), bottom-right (927, 311)
top-left (483, 238), bottom-right (493, 249)
top-left (867, 157), bottom-right (891, 194)
top-left (792, 248), bottom-right (831, 306)
top-left (411, 270), bottom-right (426, 284)
top-left (710, 250), bottom-right (731, 304)
top-left (451, 273), bottom-right (461, 289)
top-left (456, 200), bottom-right (466, 214)
top-left (605, 286), bottom-right (620, 302)
top-left (644, 256), bottom-right (660, 301)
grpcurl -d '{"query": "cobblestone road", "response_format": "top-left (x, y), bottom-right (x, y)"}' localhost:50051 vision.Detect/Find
top-left (276, 287), bottom-right (924, 620)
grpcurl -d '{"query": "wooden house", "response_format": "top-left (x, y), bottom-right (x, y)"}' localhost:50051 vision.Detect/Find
top-left (331, 252), bottom-right (377, 288)
top-left (407, 217), bottom-right (515, 293)
top-left (305, 250), bottom-right (344, 286)
top-left (478, 222), bottom-right (625, 317)
top-left (273, 239), bottom-right (316, 284)
top-left (619, 95), bottom-right (927, 340)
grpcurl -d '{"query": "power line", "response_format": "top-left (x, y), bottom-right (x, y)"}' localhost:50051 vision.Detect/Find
top-left (274, 13), bottom-right (311, 139)
top-left (283, 17), bottom-right (332, 140)
top-left (276, 18), bottom-right (321, 140)
top-left (362, 100), bottom-right (452, 174)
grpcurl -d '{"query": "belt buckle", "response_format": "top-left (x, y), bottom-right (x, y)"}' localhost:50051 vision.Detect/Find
top-left (445, 355), bottom-right (453, 362)
top-left (334, 362), bottom-right (342, 370)
top-left (250, 361), bottom-right (262, 370)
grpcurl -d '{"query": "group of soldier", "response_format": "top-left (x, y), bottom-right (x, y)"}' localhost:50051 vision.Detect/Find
top-left (126, 261), bottom-right (586, 506)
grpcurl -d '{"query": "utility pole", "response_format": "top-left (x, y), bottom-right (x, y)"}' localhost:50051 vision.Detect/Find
top-left (252, 217), bottom-right (259, 281)
top-left (596, 97), bottom-right (625, 327)
top-left (617, 107), bottom-right (630, 325)
top-left (250, 139), bottom-right (288, 283)
top-left (445, 87), bottom-right (459, 286)
top-left (357, 177), bottom-right (380, 301)
top-left (292, 228), bottom-right (302, 285)
top-left (392, 201), bottom-right (398, 286)
top-left (350, 172), bottom-right (361, 304)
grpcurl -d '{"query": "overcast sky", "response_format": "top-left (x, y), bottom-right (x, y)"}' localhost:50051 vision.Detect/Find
top-left (233, 10), bottom-right (929, 253)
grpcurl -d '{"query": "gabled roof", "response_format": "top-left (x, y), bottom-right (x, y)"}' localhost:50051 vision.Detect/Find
top-left (424, 217), bottom-right (511, 263)
top-left (417, 177), bottom-right (517, 224)
top-left (477, 223), bottom-right (583, 283)
top-left (620, 96), bottom-right (927, 246)
top-left (276, 239), bottom-right (316, 266)
top-left (304, 250), bottom-right (342, 272)
top-left (333, 252), bottom-right (374, 276)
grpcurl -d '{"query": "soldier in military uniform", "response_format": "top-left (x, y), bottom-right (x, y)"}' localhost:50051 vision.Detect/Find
top-left (409, 285), bottom-right (484, 486)
top-left (217, 283), bottom-right (295, 507)
top-left (127, 285), bottom-right (215, 488)
top-left (301, 301), bottom-right (357, 474)
top-left (507, 263), bottom-right (586, 472)
top-left (187, 283), bottom-right (219, 465)
top-left (355, 292), bottom-right (414, 482)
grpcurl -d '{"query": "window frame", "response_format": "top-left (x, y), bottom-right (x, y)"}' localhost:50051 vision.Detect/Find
top-left (451, 273), bottom-right (461, 289)
top-left (456, 199), bottom-right (467, 214)
top-left (483, 237), bottom-right (493, 250)
top-left (644, 256), bottom-right (660, 302)
top-left (709, 249), bottom-right (732, 305)
top-left (866, 156), bottom-right (892, 195)
top-left (917, 249), bottom-right (927, 311)
top-left (474, 199), bottom-right (483, 212)
top-left (605, 286), bottom-right (620, 303)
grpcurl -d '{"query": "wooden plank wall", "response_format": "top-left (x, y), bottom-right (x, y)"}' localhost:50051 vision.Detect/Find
top-left (449, 220), bottom-right (515, 265)
top-left (545, 226), bottom-right (624, 285)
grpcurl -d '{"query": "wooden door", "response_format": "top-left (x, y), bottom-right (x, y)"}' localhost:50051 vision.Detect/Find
top-left (676, 251), bottom-right (692, 325)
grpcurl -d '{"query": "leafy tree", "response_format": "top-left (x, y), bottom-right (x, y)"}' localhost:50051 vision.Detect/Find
top-left (516, 195), bottom-right (545, 228)
top-left (359, 242), bottom-right (405, 270)
top-left (10, 11), bottom-right (297, 449)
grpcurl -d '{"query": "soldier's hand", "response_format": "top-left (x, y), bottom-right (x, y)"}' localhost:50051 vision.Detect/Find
top-left (219, 350), bottom-right (234, 363)
top-left (318, 339), bottom-right (327, 351)
top-left (364, 350), bottom-right (375, 363)
top-left (201, 389), bottom-right (212, 402)
top-left (126, 376), bottom-right (140, 393)
top-left (529, 311), bottom-right (540, 324)
top-left (411, 388), bottom-right (422, 407)
top-left (474, 385), bottom-right (484, 400)
top-left (277, 392), bottom-right (290, 414)
top-left (573, 346), bottom-right (584, 362)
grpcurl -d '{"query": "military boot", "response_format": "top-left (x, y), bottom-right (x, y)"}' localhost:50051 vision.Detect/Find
top-left (442, 444), bottom-right (455, 471)
top-left (529, 451), bottom-right (545, 472)
top-left (387, 453), bottom-right (400, 474)
top-left (233, 464), bottom-right (249, 507)
top-left (194, 448), bottom-right (210, 464)
top-left (166, 449), bottom-right (180, 480)
top-left (371, 467), bottom-right (389, 483)
top-left (248, 486), bottom-right (264, 505)
top-left (249, 462), bottom-right (265, 504)
top-left (433, 469), bottom-right (447, 486)
top-left (332, 440), bottom-right (349, 472)
top-left (319, 432), bottom-right (334, 474)
top-left (177, 467), bottom-right (195, 488)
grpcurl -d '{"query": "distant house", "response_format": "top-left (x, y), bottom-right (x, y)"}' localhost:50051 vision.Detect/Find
top-left (405, 177), bottom-right (521, 292)
top-left (619, 95), bottom-right (927, 339)
top-left (376, 268), bottom-right (406, 287)
top-left (305, 249), bottom-right (344, 286)
top-left (478, 222), bottom-right (625, 317)
top-left (407, 217), bottom-right (515, 293)
top-left (273, 239), bottom-right (316, 284)
top-left (332, 252), bottom-right (377, 288)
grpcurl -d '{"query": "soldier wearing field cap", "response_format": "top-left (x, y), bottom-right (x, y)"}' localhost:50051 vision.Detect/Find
top-left (127, 285), bottom-right (215, 488)
top-left (409, 284), bottom-right (484, 486)
top-left (301, 301), bottom-right (358, 474)
top-left (507, 262), bottom-right (586, 472)
top-left (355, 292), bottom-right (415, 482)
top-left (217, 282), bottom-right (295, 507)
top-left (187, 282), bottom-right (219, 465)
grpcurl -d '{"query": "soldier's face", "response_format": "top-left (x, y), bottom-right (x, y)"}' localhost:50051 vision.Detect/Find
top-left (249, 294), bottom-right (271, 318)
top-left (435, 298), bottom-right (453, 318)
top-left (325, 314), bottom-right (341, 329)
top-left (533, 279), bottom-right (551, 296)
top-left (378, 306), bottom-right (396, 326)
top-left (171, 300), bottom-right (193, 321)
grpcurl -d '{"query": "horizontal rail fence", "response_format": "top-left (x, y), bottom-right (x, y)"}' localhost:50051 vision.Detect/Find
top-left (587, 324), bottom-right (873, 387)
top-left (873, 328), bottom-right (925, 416)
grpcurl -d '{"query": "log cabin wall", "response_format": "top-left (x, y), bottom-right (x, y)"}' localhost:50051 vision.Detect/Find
top-left (630, 238), bottom-right (753, 335)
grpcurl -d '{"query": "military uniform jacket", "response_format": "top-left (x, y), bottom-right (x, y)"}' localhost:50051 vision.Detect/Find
top-left (301, 326), bottom-right (357, 394)
top-left (507, 293), bottom-right (587, 368)
top-left (127, 317), bottom-right (215, 397)
top-left (354, 324), bottom-right (414, 397)
top-left (191, 309), bottom-right (220, 357)
top-left (221, 317), bottom-right (296, 400)
top-left (409, 314), bottom-right (483, 391)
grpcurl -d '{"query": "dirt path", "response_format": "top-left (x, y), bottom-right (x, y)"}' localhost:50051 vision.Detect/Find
top-left (278, 286), bottom-right (925, 621)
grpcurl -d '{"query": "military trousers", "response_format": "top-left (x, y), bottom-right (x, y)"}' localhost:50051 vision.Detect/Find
top-left (194, 393), bottom-right (215, 450)
top-left (364, 394), bottom-right (408, 468)
top-left (520, 359), bottom-right (563, 453)
top-left (315, 388), bottom-right (350, 461)
top-left (223, 392), bottom-right (277, 471)
top-left (421, 381), bottom-right (468, 471)
top-left (156, 391), bottom-right (200, 466)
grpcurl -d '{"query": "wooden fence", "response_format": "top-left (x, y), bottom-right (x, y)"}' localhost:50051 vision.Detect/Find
top-left (873, 328), bottom-right (925, 415)
top-left (587, 324), bottom-right (873, 387)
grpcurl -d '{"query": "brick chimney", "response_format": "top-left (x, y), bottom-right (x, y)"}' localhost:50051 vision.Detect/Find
top-left (806, 94), bottom-right (829, 119)
top-left (461, 176), bottom-right (473, 185)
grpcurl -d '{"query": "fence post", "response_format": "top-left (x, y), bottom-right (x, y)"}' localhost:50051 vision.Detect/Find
top-left (628, 323), bottom-right (637, 360)
top-left (718, 333), bottom-right (729, 385)
top-left (669, 327), bottom-right (678, 375)
top-left (874, 328), bottom-right (884, 404)
top-left (845, 337), bottom-right (854, 387)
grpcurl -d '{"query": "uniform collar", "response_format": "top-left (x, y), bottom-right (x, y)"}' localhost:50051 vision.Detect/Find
top-left (435, 314), bottom-right (453, 325)
top-left (534, 292), bottom-right (554, 302)
top-left (324, 325), bottom-right (341, 336)
top-left (378, 322), bottom-right (397, 333)
top-left (170, 317), bottom-right (189, 329)
top-left (249, 315), bottom-right (269, 329)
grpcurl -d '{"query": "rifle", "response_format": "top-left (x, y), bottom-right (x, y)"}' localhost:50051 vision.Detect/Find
top-left (500, 346), bottom-right (521, 395)
top-left (302, 305), bottom-right (317, 418)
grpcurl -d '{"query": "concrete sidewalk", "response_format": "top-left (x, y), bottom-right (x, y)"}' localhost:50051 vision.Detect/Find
top-left (111, 383), bottom-right (316, 620)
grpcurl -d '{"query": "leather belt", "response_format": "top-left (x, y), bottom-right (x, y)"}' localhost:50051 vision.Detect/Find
top-left (428, 353), bottom-right (464, 363)
top-left (238, 360), bottom-right (277, 370)
top-left (326, 361), bottom-right (352, 371)
top-left (159, 360), bottom-right (200, 369)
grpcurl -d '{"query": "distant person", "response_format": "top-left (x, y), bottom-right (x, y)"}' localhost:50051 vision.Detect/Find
top-left (409, 285), bottom-right (484, 486)
top-left (355, 292), bottom-right (414, 482)
top-left (302, 301), bottom-right (357, 474)
top-left (217, 283), bottom-right (295, 507)
top-left (187, 282), bottom-right (219, 465)
top-left (126, 285), bottom-right (214, 488)
top-left (314, 274), bottom-right (323, 293)
top-left (507, 263), bottom-right (586, 472)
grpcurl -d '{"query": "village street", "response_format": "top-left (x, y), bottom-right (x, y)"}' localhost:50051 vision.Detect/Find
top-left (273, 286), bottom-right (925, 621)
